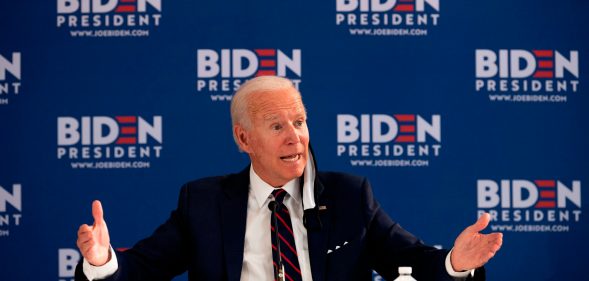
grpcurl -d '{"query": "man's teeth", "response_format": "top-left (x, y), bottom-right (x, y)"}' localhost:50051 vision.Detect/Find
top-left (281, 154), bottom-right (300, 161)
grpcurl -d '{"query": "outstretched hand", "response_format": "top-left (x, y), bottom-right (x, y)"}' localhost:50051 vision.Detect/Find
top-left (450, 213), bottom-right (503, 272)
top-left (76, 200), bottom-right (111, 266)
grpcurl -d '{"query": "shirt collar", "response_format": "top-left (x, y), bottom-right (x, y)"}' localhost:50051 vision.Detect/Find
top-left (249, 165), bottom-right (301, 209)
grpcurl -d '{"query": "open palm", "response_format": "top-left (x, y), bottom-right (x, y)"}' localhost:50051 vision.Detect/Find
top-left (451, 213), bottom-right (503, 271)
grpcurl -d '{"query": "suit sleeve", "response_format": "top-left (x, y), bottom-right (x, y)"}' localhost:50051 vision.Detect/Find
top-left (75, 184), bottom-right (191, 281)
top-left (361, 178), bottom-right (485, 281)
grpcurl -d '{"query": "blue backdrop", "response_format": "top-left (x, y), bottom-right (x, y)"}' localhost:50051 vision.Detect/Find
top-left (1, 0), bottom-right (587, 280)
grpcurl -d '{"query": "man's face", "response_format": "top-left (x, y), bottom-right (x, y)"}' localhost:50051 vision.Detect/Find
top-left (237, 88), bottom-right (309, 187)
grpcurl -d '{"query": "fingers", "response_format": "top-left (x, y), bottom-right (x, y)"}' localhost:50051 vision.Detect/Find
top-left (78, 224), bottom-right (92, 236)
top-left (77, 224), bottom-right (92, 243)
top-left (77, 224), bottom-right (94, 251)
top-left (489, 232), bottom-right (503, 242)
top-left (470, 212), bottom-right (491, 232)
top-left (92, 200), bottom-right (104, 225)
top-left (488, 232), bottom-right (503, 252)
top-left (479, 232), bottom-right (503, 263)
top-left (484, 242), bottom-right (501, 263)
top-left (77, 222), bottom-right (109, 265)
top-left (77, 201), bottom-right (111, 266)
top-left (79, 237), bottom-right (96, 254)
top-left (452, 225), bottom-right (504, 270)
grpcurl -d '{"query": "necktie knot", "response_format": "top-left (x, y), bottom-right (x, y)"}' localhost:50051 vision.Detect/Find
top-left (272, 189), bottom-right (287, 204)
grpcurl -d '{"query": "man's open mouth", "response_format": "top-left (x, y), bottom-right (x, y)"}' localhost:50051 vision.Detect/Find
top-left (280, 154), bottom-right (301, 162)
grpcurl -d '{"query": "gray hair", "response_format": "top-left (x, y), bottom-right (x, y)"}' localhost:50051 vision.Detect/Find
top-left (230, 76), bottom-right (301, 147)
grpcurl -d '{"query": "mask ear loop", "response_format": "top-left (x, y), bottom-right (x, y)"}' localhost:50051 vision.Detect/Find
top-left (302, 146), bottom-right (322, 231)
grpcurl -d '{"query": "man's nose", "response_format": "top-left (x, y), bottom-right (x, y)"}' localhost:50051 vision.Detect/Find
top-left (284, 124), bottom-right (300, 145)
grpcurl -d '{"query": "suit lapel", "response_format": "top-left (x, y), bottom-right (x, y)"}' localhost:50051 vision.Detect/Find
top-left (307, 176), bottom-right (331, 281)
top-left (220, 167), bottom-right (250, 281)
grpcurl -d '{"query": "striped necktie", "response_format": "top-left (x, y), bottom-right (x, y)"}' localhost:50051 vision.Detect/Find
top-left (271, 189), bottom-right (303, 281)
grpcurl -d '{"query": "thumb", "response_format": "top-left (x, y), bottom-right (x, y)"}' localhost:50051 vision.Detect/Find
top-left (92, 200), bottom-right (105, 225)
top-left (469, 212), bottom-right (490, 233)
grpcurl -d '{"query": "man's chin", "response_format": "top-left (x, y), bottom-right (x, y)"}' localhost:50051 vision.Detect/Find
top-left (293, 166), bottom-right (306, 179)
top-left (281, 167), bottom-right (305, 182)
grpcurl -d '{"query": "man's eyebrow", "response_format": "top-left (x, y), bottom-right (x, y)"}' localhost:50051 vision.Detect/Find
top-left (262, 114), bottom-right (279, 121)
top-left (295, 112), bottom-right (306, 119)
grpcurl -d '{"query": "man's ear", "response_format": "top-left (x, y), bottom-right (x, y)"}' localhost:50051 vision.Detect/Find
top-left (234, 124), bottom-right (252, 153)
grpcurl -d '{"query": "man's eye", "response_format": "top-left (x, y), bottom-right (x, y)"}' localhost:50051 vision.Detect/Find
top-left (272, 124), bottom-right (282, 130)
top-left (294, 120), bottom-right (304, 127)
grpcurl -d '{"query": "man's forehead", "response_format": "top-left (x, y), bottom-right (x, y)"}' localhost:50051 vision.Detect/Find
top-left (261, 105), bottom-right (306, 121)
top-left (249, 90), bottom-right (306, 120)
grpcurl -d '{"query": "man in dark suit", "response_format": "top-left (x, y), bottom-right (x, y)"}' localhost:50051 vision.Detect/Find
top-left (76, 76), bottom-right (502, 281)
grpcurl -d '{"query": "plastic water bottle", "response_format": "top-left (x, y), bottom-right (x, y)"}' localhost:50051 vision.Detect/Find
top-left (393, 267), bottom-right (417, 281)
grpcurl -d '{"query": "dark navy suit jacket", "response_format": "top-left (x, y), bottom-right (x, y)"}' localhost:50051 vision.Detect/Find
top-left (76, 167), bottom-right (484, 281)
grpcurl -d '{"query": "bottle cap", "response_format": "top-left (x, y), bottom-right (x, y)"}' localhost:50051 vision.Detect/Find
top-left (398, 267), bottom-right (412, 274)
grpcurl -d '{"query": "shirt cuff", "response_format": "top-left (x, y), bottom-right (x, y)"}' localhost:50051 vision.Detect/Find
top-left (82, 246), bottom-right (118, 281)
top-left (445, 248), bottom-right (475, 279)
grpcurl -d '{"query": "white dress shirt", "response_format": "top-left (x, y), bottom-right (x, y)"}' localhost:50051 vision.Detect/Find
top-left (83, 166), bottom-right (472, 280)
top-left (239, 166), bottom-right (313, 280)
